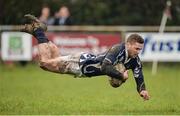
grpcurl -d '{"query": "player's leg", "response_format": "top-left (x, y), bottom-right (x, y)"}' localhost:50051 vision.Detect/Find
top-left (48, 41), bottom-right (60, 58)
top-left (21, 14), bottom-right (82, 75)
top-left (21, 14), bottom-right (62, 72)
top-left (39, 54), bottom-right (82, 74)
top-left (33, 28), bottom-right (60, 60)
top-left (37, 42), bottom-right (65, 73)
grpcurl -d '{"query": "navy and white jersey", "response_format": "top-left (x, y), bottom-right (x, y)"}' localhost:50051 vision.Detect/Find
top-left (79, 43), bottom-right (146, 92)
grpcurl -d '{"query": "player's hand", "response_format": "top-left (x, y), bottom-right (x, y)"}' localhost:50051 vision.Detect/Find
top-left (140, 90), bottom-right (150, 100)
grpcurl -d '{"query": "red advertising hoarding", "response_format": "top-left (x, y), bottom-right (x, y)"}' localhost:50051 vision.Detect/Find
top-left (32, 32), bottom-right (121, 56)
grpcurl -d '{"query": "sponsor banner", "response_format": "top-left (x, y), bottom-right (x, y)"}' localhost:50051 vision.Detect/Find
top-left (1, 32), bottom-right (32, 61)
top-left (126, 33), bottom-right (180, 61)
top-left (32, 32), bottom-right (121, 56)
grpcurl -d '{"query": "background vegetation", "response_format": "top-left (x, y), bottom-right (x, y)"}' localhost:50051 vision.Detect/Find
top-left (1, 0), bottom-right (180, 25)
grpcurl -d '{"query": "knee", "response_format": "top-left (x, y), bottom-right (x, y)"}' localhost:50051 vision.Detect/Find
top-left (40, 65), bottom-right (48, 71)
top-left (39, 60), bottom-right (58, 71)
top-left (39, 60), bottom-right (49, 71)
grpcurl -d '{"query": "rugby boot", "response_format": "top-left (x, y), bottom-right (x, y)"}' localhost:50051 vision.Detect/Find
top-left (21, 14), bottom-right (47, 34)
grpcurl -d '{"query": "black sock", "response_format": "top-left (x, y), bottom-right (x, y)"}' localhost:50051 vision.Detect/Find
top-left (33, 28), bottom-right (49, 44)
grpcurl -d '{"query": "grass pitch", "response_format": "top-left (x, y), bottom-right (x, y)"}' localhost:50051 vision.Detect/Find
top-left (0, 63), bottom-right (180, 114)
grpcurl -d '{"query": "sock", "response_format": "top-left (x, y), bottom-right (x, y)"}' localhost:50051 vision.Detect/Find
top-left (33, 28), bottom-right (49, 44)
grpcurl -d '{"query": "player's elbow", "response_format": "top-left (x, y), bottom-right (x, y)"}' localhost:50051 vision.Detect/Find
top-left (101, 61), bottom-right (112, 74)
top-left (101, 64), bottom-right (107, 73)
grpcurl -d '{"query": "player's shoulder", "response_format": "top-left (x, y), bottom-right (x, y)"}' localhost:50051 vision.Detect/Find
top-left (112, 42), bottom-right (125, 48)
top-left (111, 42), bottom-right (125, 52)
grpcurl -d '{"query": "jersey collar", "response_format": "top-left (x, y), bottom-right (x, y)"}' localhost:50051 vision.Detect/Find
top-left (125, 46), bottom-right (131, 64)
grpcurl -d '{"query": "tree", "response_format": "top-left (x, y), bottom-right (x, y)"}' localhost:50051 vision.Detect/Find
top-left (1, 0), bottom-right (180, 25)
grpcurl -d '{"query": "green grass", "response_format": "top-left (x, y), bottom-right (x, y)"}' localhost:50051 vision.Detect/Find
top-left (0, 63), bottom-right (180, 115)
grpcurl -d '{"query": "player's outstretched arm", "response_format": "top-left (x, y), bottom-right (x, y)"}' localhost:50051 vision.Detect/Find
top-left (101, 45), bottom-right (127, 81)
top-left (132, 65), bottom-right (150, 100)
